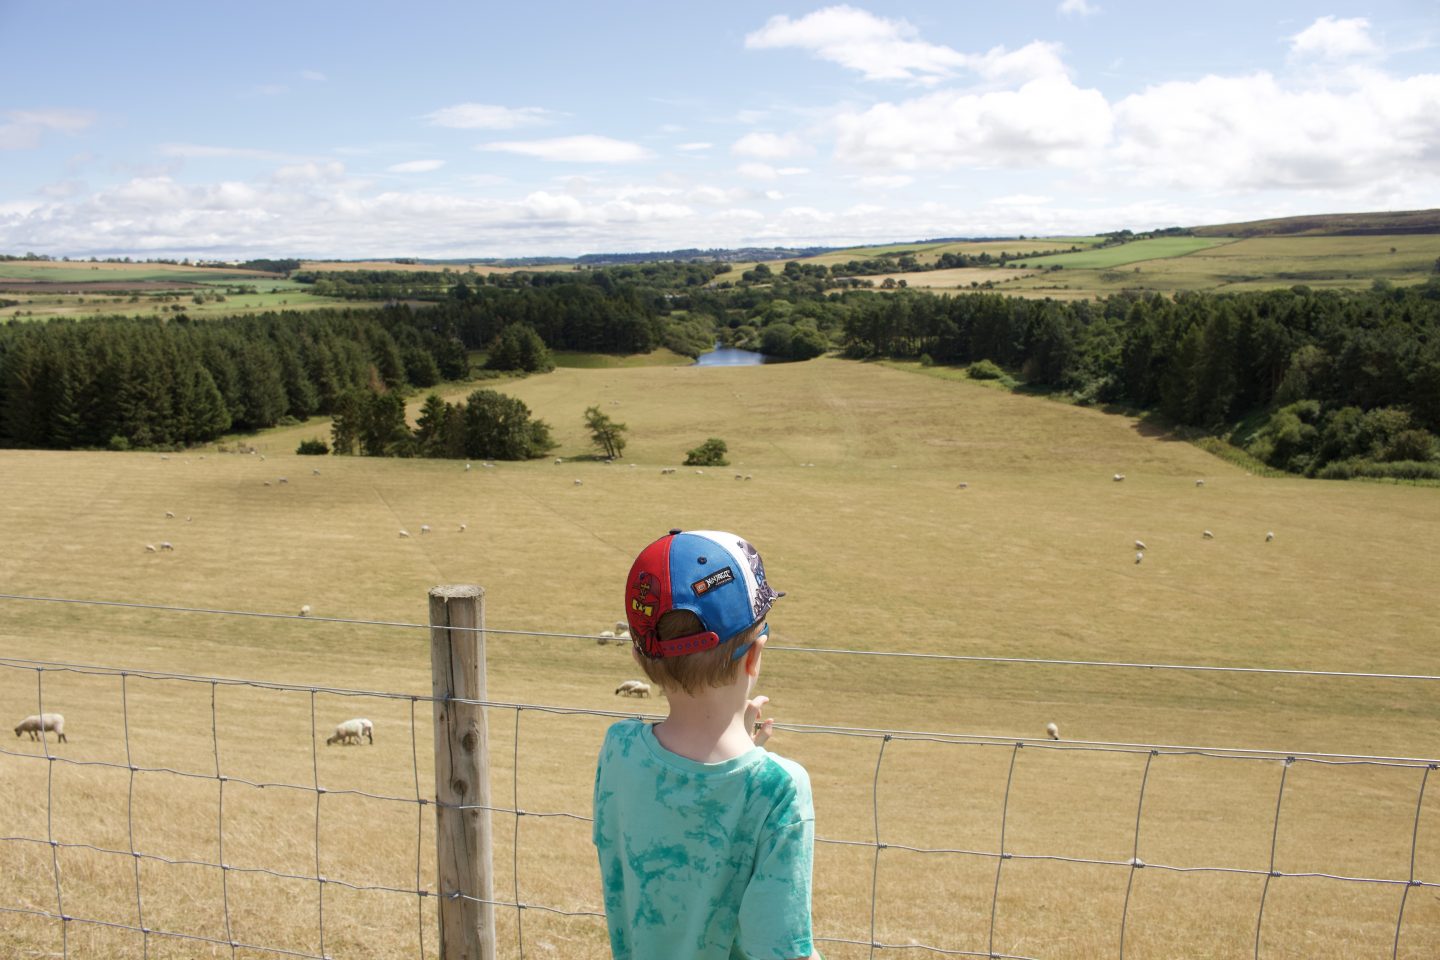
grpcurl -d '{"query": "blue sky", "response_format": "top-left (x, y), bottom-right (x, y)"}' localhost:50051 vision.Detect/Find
top-left (1, 1), bottom-right (1436, 259)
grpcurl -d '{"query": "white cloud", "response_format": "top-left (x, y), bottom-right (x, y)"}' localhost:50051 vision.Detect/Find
top-left (746, 5), bottom-right (966, 83)
top-left (731, 132), bottom-right (809, 160)
top-left (424, 103), bottom-right (555, 130)
top-left (677, 142), bottom-right (712, 152)
top-left (0, 109), bottom-right (97, 150)
top-left (160, 143), bottom-right (307, 162)
top-left (1291, 16), bottom-right (1379, 60)
top-left (969, 41), bottom-right (1069, 84)
top-left (987, 193), bottom-right (1052, 206)
top-left (1058, 0), bottom-right (1099, 16)
top-left (271, 161), bottom-right (346, 184)
top-left (480, 136), bottom-right (652, 163)
top-left (833, 75), bottom-right (1113, 170)
top-left (388, 159), bottom-right (445, 173)
top-left (856, 174), bottom-right (914, 189)
top-left (737, 162), bottom-right (810, 180)
top-left (764, 190), bottom-right (785, 201)
top-left (1110, 70), bottom-right (1440, 192)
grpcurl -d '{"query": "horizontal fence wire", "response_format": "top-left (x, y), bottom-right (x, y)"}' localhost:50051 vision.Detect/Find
top-left (2, 594), bottom-right (1438, 959)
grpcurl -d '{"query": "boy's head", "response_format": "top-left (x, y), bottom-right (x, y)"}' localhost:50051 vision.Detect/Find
top-left (625, 530), bottom-right (782, 694)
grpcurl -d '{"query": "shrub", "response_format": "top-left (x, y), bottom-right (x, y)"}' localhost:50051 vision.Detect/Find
top-left (968, 359), bottom-right (1005, 380)
top-left (296, 438), bottom-right (329, 455)
top-left (684, 437), bottom-right (729, 467)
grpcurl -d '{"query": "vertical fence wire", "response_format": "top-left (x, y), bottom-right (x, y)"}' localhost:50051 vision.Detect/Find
top-left (1253, 756), bottom-right (1293, 959)
top-left (212, 680), bottom-right (237, 957)
top-left (410, 695), bottom-right (428, 960)
top-left (866, 733), bottom-right (891, 958)
top-left (308, 689), bottom-right (327, 959)
top-left (1393, 763), bottom-right (1434, 959)
top-left (121, 672), bottom-right (150, 958)
top-left (513, 706), bottom-right (526, 960)
top-left (987, 742), bottom-right (1023, 959)
top-left (37, 668), bottom-right (68, 958)
top-left (1117, 749), bottom-right (1157, 959)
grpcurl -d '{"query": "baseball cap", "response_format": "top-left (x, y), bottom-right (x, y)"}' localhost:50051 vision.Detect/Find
top-left (625, 529), bottom-right (783, 658)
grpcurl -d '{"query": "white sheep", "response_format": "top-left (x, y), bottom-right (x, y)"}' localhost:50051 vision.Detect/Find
top-left (1266, 531), bottom-right (1275, 542)
top-left (14, 713), bottom-right (66, 743)
top-left (615, 680), bottom-right (651, 698)
top-left (458, 523), bottom-right (467, 533)
top-left (420, 524), bottom-right (431, 534)
top-left (164, 511), bottom-right (175, 519)
top-left (278, 477), bottom-right (288, 485)
top-left (1135, 552), bottom-right (1144, 564)
top-left (465, 462), bottom-right (472, 471)
top-left (555, 458), bottom-right (564, 465)
top-left (744, 475), bottom-right (753, 481)
top-left (1195, 479), bottom-right (1205, 487)
top-left (957, 482), bottom-right (968, 489)
top-left (144, 544), bottom-right (157, 553)
top-left (1113, 473), bottom-right (1126, 482)
top-left (326, 718), bottom-right (374, 746)
top-left (735, 474), bottom-right (744, 480)
top-left (1134, 540), bottom-right (1147, 551)
top-left (1203, 530), bottom-right (1214, 540)
top-left (299, 605), bottom-right (311, 617)
top-left (1045, 722), bottom-right (1060, 741)
top-left (660, 468), bottom-right (676, 475)
top-left (312, 468), bottom-right (321, 476)
top-left (399, 530), bottom-right (410, 538)
top-left (574, 479), bottom-right (583, 486)
top-left (614, 620), bottom-right (631, 641)
top-left (597, 629), bottom-right (615, 646)
top-left (159, 541), bottom-right (174, 551)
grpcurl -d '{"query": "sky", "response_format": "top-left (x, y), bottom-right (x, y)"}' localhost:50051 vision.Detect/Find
top-left (1, 1), bottom-right (1437, 260)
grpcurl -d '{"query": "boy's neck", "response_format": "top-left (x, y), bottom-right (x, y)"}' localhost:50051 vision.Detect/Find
top-left (653, 674), bottom-right (755, 764)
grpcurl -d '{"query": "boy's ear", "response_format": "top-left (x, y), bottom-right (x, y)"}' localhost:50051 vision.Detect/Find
top-left (743, 631), bottom-right (766, 677)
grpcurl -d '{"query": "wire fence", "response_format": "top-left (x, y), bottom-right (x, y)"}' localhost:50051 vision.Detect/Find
top-left (1, 591), bottom-right (1437, 959)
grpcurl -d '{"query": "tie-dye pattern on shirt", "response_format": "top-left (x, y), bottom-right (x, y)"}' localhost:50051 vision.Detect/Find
top-left (593, 719), bottom-right (816, 960)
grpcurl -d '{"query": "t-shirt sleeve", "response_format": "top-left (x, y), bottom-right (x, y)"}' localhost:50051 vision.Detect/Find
top-left (736, 765), bottom-right (815, 960)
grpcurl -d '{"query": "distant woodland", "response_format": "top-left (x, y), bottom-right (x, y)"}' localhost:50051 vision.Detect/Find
top-left (2, 264), bottom-right (1437, 479)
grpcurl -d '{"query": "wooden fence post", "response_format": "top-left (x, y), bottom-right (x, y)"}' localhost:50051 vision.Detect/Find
top-left (429, 585), bottom-right (496, 960)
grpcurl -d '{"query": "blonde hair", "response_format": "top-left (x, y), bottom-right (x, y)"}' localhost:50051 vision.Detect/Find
top-left (636, 610), bottom-right (762, 696)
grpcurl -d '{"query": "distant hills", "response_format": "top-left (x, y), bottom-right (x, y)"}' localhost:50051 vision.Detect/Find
top-left (1191, 208), bottom-right (1440, 238)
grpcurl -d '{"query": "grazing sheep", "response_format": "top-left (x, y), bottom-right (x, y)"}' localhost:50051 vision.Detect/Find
top-left (465, 462), bottom-right (472, 471)
top-left (1045, 722), bottom-right (1060, 741)
top-left (159, 541), bottom-right (174, 551)
top-left (744, 475), bottom-right (753, 481)
top-left (145, 544), bottom-right (157, 553)
top-left (1134, 540), bottom-right (1147, 551)
top-left (326, 718), bottom-right (374, 746)
top-left (1113, 473), bottom-right (1126, 482)
top-left (574, 479), bottom-right (583, 486)
top-left (1195, 479), bottom-right (1205, 487)
top-left (1203, 530), bottom-right (1214, 540)
top-left (458, 523), bottom-right (467, 533)
top-left (597, 629), bottom-right (615, 646)
top-left (735, 474), bottom-right (744, 481)
top-left (263, 481), bottom-right (271, 486)
top-left (614, 620), bottom-right (631, 640)
top-left (660, 468), bottom-right (677, 475)
top-left (420, 524), bottom-right (431, 534)
top-left (14, 714), bottom-right (66, 743)
top-left (555, 458), bottom-right (564, 465)
top-left (399, 530), bottom-right (410, 538)
top-left (312, 469), bottom-right (321, 476)
top-left (1135, 552), bottom-right (1144, 564)
top-left (695, 469), bottom-right (704, 475)
top-left (164, 511), bottom-right (175, 519)
top-left (1266, 531), bottom-right (1275, 542)
top-left (299, 605), bottom-right (311, 617)
top-left (957, 482), bottom-right (968, 489)
top-left (278, 477), bottom-right (288, 485)
top-left (615, 680), bottom-right (651, 698)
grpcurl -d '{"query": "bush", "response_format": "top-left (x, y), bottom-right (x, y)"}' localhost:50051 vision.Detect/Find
top-left (296, 438), bottom-right (329, 455)
top-left (967, 359), bottom-right (1005, 380)
top-left (684, 437), bottom-right (729, 467)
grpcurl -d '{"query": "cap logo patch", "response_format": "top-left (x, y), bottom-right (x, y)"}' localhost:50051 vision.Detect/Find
top-left (691, 566), bottom-right (735, 596)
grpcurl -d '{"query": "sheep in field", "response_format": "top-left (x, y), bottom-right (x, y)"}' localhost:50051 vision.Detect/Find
top-left (399, 530), bottom-right (410, 538)
top-left (1203, 530), bottom-right (1214, 540)
top-left (299, 605), bottom-right (311, 617)
top-left (1195, 479), bottom-right (1205, 487)
top-left (145, 544), bottom-right (157, 553)
top-left (1134, 540), bottom-right (1147, 551)
top-left (326, 718), bottom-right (374, 746)
top-left (614, 620), bottom-right (631, 642)
top-left (1135, 552), bottom-right (1144, 564)
top-left (458, 523), bottom-right (467, 533)
top-left (420, 524), bottom-right (431, 534)
top-left (1113, 473), bottom-right (1126, 482)
top-left (159, 541), bottom-right (174, 551)
top-left (1266, 531), bottom-right (1275, 542)
top-left (615, 680), bottom-right (651, 698)
top-left (597, 629), bottom-right (615, 646)
top-left (1046, 722), bottom-right (1060, 741)
top-left (15, 714), bottom-right (66, 743)
top-left (164, 511), bottom-right (175, 519)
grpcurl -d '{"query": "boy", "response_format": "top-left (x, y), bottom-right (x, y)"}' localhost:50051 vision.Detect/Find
top-left (593, 529), bottom-right (820, 960)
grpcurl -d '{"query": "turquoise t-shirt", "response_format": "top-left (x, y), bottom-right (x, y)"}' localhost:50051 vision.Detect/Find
top-left (592, 718), bottom-right (816, 960)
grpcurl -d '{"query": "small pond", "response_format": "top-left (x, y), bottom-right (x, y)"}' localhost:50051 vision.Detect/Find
top-left (693, 343), bottom-right (773, 366)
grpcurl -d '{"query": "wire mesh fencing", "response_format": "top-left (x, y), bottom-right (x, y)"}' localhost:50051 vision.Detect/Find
top-left (1, 592), bottom-right (1437, 959)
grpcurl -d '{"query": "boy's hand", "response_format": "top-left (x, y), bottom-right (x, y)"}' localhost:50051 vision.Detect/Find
top-left (746, 695), bottom-right (774, 747)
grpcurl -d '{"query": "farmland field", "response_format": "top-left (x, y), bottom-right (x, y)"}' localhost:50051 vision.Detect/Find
top-left (3, 357), bottom-right (1437, 958)
top-left (1009, 237), bottom-right (1235, 269)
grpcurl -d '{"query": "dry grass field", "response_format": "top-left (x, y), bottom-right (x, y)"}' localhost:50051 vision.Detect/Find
top-left (3, 357), bottom-right (1438, 959)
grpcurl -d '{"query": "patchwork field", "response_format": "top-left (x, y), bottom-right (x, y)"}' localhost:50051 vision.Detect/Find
top-left (2, 357), bottom-right (1438, 958)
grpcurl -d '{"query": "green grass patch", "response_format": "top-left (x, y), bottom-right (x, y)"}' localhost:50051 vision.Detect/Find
top-left (1014, 237), bottom-right (1235, 269)
top-left (551, 348), bottom-right (693, 368)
